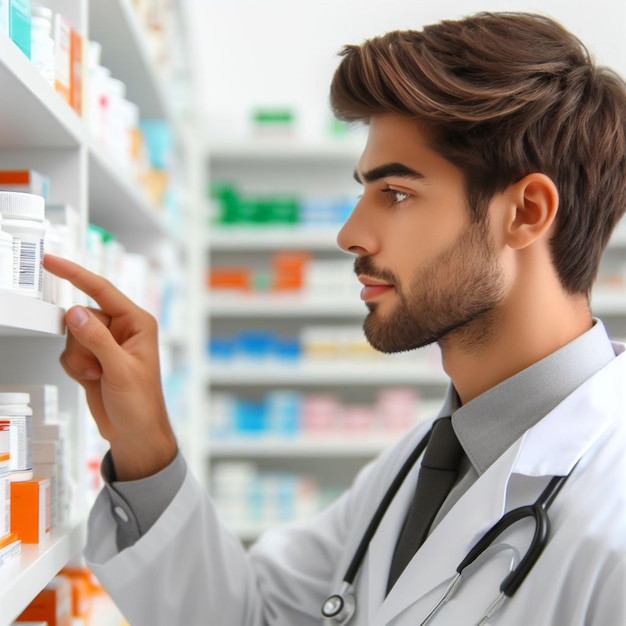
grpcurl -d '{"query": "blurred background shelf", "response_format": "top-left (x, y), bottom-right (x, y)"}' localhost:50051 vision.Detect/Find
top-left (207, 226), bottom-right (340, 250)
top-left (206, 362), bottom-right (448, 386)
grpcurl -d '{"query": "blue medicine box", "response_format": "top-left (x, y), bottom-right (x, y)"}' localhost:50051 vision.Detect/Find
top-left (234, 399), bottom-right (267, 435)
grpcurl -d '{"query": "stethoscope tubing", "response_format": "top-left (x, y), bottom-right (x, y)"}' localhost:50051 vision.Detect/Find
top-left (323, 424), bottom-right (577, 625)
top-left (343, 427), bottom-right (433, 585)
top-left (457, 472), bottom-right (571, 597)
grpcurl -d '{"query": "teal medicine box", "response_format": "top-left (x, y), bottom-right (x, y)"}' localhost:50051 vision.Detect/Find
top-left (9, 0), bottom-right (31, 59)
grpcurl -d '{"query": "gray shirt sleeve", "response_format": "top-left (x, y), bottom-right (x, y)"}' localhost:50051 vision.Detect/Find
top-left (100, 449), bottom-right (187, 550)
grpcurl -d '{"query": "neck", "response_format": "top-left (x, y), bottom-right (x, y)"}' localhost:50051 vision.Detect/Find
top-left (439, 286), bottom-right (593, 406)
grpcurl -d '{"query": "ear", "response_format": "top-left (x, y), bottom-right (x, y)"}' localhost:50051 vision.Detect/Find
top-left (504, 173), bottom-right (559, 249)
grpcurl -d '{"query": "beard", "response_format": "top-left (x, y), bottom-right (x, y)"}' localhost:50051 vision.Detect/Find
top-left (358, 220), bottom-right (506, 353)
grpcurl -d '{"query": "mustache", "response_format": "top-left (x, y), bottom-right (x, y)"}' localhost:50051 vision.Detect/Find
top-left (354, 256), bottom-right (398, 285)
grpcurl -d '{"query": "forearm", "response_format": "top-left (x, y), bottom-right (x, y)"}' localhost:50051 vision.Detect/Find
top-left (86, 464), bottom-right (266, 626)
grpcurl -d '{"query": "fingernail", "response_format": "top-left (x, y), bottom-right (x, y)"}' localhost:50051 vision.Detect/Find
top-left (83, 368), bottom-right (102, 380)
top-left (67, 306), bottom-right (89, 329)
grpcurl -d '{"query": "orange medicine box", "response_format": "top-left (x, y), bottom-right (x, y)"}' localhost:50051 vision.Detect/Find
top-left (16, 574), bottom-right (72, 626)
top-left (53, 14), bottom-right (71, 105)
top-left (60, 566), bottom-right (93, 619)
top-left (69, 27), bottom-right (82, 115)
top-left (11, 478), bottom-right (50, 543)
top-left (0, 169), bottom-right (49, 200)
top-left (0, 419), bottom-right (10, 539)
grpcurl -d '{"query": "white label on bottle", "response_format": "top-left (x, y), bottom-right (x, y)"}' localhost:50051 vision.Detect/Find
top-left (18, 241), bottom-right (36, 288)
top-left (11, 236), bottom-right (19, 288)
top-left (9, 416), bottom-right (31, 471)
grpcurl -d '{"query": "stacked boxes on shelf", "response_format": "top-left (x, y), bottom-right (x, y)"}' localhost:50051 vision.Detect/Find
top-left (14, 563), bottom-right (106, 625)
top-left (0, 414), bottom-right (20, 567)
top-left (208, 253), bottom-right (358, 299)
top-left (0, 384), bottom-right (73, 573)
top-left (208, 325), bottom-right (441, 366)
top-left (0, 169), bottom-right (182, 336)
top-left (0, 1), bottom-right (82, 113)
top-left (1, 1), bottom-right (181, 217)
top-left (211, 461), bottom-right (327, 532)
top-left (209, 387), bottom-right (442, 442)
top-left (210, 181), bottom-right (356, 228)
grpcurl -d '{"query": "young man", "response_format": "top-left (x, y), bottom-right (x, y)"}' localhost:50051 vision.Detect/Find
top-left (45, 11), bottom-right (626, 625)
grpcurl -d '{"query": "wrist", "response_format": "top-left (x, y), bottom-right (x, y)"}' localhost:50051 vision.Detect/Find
top-left (110, 432), bottom-right (178, 481)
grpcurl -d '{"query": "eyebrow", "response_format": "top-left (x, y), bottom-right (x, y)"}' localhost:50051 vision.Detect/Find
top-left (353, 162), bottom-right (426, 184)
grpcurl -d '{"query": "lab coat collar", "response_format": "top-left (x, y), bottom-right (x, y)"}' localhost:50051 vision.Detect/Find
top-left (369, 344), bottom-right (626, 626)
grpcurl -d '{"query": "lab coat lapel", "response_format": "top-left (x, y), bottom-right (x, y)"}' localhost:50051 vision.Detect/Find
top-left (369, 346), bottom-right (625, 626)
top-left (370, 441), bottom-right (521, 626)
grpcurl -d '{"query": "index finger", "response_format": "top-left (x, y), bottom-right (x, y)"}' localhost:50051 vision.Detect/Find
top-left (43, 254), bottom-right (137, 317)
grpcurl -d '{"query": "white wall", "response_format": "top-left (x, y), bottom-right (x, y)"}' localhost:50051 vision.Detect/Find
top-left (184, 0), bottom-right (626, 142)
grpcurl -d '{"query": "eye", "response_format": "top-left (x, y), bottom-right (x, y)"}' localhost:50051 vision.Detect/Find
top-left (382, 188), bottom-right (411, 205)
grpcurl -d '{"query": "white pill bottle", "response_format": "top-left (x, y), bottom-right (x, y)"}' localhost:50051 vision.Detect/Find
top-left (0, 392), bottom-right (33, 482)
top-left (0, 192), bottom-right (45, 299)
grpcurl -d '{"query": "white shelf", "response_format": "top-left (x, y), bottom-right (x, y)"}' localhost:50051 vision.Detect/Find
top-left (0, 292), bottom-right (66, 337)
top-left (0, 520), bottom-right (86, 626)
top-left (89, 0), bottom-right (178, 126)
top-left (208, 138), bottom-right (363, 161)
top-left (207, 294), bottom-right (364, 317)
top-left (88, 141), bottom-right (171, 248)
top-left (208, 437), bottom-right (399, 457)
top-left (0, 0), bottom-right (196, 616)
top-left (0, 33), bottom-right (84, 148)
top-left (207, 361), bottom-right (448, 386)
top-left (207, 226), bottom-right (341, 250)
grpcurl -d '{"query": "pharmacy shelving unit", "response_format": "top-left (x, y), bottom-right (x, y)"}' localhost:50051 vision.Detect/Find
top-left (203, 138), bottom-right (626, 542)
top-left (203, 138), bottom-right (449, 541)
top-left (0, 0), bottom-right (200, 623)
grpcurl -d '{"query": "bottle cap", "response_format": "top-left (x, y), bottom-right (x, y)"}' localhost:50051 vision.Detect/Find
top-left (0, 192), bottom-right (45, 221)
top-left (0, 392), bottom-right (31, 405)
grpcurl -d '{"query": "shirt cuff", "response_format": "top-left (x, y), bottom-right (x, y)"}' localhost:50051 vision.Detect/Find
top-left (100, 449), bottom-right (187, 550)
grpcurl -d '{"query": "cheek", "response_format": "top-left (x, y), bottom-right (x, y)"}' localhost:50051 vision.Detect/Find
top-left (385, 210), bottom-right (466, 278)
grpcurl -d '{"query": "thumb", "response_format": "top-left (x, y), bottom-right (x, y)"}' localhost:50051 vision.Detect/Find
top-left (65, 305), bottom-right (124, 372)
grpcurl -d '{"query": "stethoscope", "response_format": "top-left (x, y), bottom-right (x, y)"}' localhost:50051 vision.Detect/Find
top-left (321, 425), bottom-right (575, 625)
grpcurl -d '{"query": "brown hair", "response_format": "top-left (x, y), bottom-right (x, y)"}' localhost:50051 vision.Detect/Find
top-left (330, 12), bottom-right (626, 295)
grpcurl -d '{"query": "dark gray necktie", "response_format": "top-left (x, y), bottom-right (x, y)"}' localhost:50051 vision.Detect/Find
top-left (386, 417), bottom-right (464, 593)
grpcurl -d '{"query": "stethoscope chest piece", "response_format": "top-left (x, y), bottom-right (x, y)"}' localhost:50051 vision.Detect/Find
top-left (321, 583), bottom-right (356, 624)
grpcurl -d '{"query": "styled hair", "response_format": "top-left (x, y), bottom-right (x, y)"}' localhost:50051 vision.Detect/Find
top-left (329, 12), bottom-right (626, 295)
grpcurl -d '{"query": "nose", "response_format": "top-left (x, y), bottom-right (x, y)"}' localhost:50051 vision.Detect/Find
top-left (336, 197), bottom-right (378, 257)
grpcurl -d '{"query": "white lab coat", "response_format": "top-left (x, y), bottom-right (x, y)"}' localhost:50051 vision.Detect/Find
top-left (85, 344), bottom-right (626, 625)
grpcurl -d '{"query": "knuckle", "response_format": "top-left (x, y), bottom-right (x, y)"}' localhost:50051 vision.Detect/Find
top-left (59, 351), bottom-right (80, 379)
top-left (138, 310), bottom-right (158, 334)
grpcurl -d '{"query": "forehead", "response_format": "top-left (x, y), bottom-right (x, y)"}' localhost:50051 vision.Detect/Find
top-left (357, 114), bottom-right (461, 180)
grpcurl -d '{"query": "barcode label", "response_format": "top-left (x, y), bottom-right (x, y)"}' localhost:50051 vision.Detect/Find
top-left (18, 241), bottom-right (37, 288)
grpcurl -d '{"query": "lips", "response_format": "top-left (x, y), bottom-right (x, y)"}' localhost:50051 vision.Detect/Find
top-left (358, 275), bottom-right (395, 301)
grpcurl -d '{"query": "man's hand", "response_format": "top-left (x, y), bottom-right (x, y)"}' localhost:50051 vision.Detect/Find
top-left (43, 254), bottom-right (178, 481)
